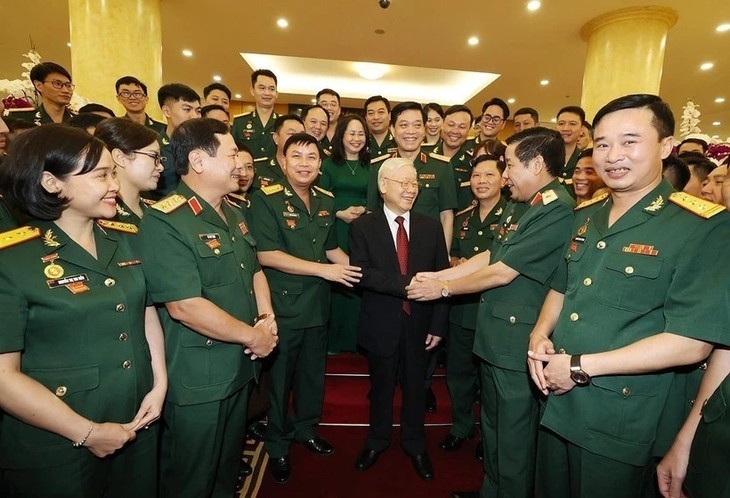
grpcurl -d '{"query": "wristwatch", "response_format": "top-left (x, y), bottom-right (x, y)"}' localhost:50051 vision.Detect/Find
top-left (441, 280), bottom-right (451, 298)
top-left (569, 354), bottom-right (591, 385)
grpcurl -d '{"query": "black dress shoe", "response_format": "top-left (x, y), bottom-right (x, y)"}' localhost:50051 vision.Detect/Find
top-left (409, 452), bottom-right (434, 481)
top-left (247, 420), bottom-right (267, 441)
top-left (475, 440), bottom-right (484, 461)
top-left (451, 492), bottom-right (479, 498)
top-left (425, 388), bottom-right (437, 413)
top-left (269, 456), bottom-right (290, 484)
top-left (235, 461), bottom-right (252, 491)
top-left (303, 436), bottom-right (335, 456)
top-left (439, 432), bottom-right (472, 451)
top-left (355, 448), bottom-right (382, 471)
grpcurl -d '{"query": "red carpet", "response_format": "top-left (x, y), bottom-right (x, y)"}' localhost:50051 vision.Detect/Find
top-left (253, 352), bottom-right (484, 497)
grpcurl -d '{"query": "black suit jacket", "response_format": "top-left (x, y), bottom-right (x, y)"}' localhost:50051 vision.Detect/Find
top-left (348, 208), bottom-right (450, 357)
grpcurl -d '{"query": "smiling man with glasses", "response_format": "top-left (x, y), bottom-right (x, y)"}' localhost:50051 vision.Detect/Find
top-left (476, 97), bottom-right (510, 144)
top-left (9, 62), bottom-right (76, 126)
top-left (115, 75), bottom-right (166, 135)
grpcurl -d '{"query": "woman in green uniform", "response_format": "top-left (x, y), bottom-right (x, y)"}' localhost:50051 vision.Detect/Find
top-left (94, 118), bottom-right (163, 225)
top-left (0, 125), bottom-right (166, 497)
top-left (320, 114), bottom-right (370, 353)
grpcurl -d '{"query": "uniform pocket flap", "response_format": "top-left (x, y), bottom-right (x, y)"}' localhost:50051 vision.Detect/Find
top-left (592, 375), bottom-right (660, 399)
top-left (195, 242), bottom-right (234, 259)
top-left (490, 302), bottom-right (538, 325)
top-left (269, 280), bottom-right (304, 296)
top-left (27, 365), bottom-right (100, 397)
top-left (605, 253), bottom-right (662, 279)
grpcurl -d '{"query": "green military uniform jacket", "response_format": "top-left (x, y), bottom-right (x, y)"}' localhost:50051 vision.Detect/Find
top-left (0, 221), bottom-right (152, 468)
top-left (319, 136), bottom-right (334, 157)
top-left (138, 182), bottom-right (259, 406)
top-left (248, 180), bottom-right (338, 330)
top-left (430, 142), bottom-right (475, 210)
top-left (473, 179), bottom-right (575, 371)
top-left (123, 113), bottom-right (166, 135)
top-left (561, 146), bottom-right (582, 183)
top-left (368, 131), bottom-right (397, 158)
top-left (366, 150), bottom-right (458, 220)
top-left (252, 157), bottom-right (286, 191)
top-left (541, 180), bottom-right (730, 467)
top-left (0, 195), bottom-right (20, 231)
top-left (112, 198), bottom-right (154, 227)
top-left (449, 198), bottom-right (506, 330)
top-left (231, 110), bottom-right (278, 161)
top-left (8, 103), bottom-right (75, 126)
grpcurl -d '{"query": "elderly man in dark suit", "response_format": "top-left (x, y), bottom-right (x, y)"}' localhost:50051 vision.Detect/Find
top-left (348, 157), bottom-right (450, 481)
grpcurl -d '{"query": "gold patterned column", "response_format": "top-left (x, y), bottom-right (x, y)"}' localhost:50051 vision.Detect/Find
top-left (580, 6), bottom-right (678, 121)
top-left (68, 0), bottom-right (163, 119)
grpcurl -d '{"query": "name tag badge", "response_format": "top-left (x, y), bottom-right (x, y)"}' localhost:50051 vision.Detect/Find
top-left (198, 233), bottom-right (220, 241)
top-left (419, 173), bottom-right (436, 180)
top-left (117, 259), bottom-right (141, 267)
top-left (317, 210), bottom-right (330, 217)
top-left (283, 212), bottom-right (300, 219)
top-left (239, 221), bottom-right (249, 236)
top-left (47, 273), bottom-right (90, 293)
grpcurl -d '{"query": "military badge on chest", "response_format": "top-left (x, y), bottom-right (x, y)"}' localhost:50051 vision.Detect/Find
top-left (570, 218), bottom-right (590, 253)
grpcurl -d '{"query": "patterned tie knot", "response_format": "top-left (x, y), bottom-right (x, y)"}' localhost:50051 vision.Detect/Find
top-left (395, 215), bottom-right (405, 227)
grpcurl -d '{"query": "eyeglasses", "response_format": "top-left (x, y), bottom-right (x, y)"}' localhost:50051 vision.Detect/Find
top-left (383, 178), bottom-right (420, 190)
top-left (134, 150), bottom-right (165, 164)
top-left (481, 114), bottom-right (503, 124)
top-left (45, 80), bottom-right (75, 91)
top-left (118, 90), bottom-right (147, 99)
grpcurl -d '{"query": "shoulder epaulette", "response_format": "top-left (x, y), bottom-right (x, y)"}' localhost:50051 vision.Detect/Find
top-left (429, 152), bottom-right (450, 163)
top-left (6, 107), bottom-right (35, 113)
top-left (669, 192), bottom-right (726, 219)
top-left (232, 111), bottom-right (253, 119)
top-left (455, 204), bottom-right (477, 217)
top-left (313, 185), bottom-right (334, 198)
top-left (224, 196), bottom-right (241, 209)
top-left (228, 192), bottom-right (247, 202)
top-left (261, 184), bottom-right (284, 196)
top-left (141, 197), bottom-right (155, 206)
top-left (97, 219), bottom-right (138, 234)
top-left (0, 226), bottom-right (41, 250)
top-left (575, 192), bottom-right (610, 210)
top-left (151, 194), bottom-right (187, 214)
top-left (370, 153), bottom-right (391, 164)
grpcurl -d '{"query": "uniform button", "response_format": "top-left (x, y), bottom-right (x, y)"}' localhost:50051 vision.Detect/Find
top-left (250, 290), bottom-right (253, 295)
top-left (508, 316), bottom-right (516, 324)
top-left (214, 248), bottom-right (221, 255)
top-left (104, 278), bottom-right (116, 287)
top-left (425, 183), bottom-right (430, 187)
top-left (240, 263), bottom-right (245, 269)
top-left (690, 399), bottom-right (696, 406)
top-left (206, 339), bottom-right (214, 347)
top-left (596, 241), bottom-right (606, 249)
top-left (558, 348), bottom-right (566, 354)
top-left (477, 230), bottom-right (483, 236)
top-left (115, 303), bottom-right (126, 312)
top-left (699, 362), bottom-right (708, 371)
top-left (231, 236), bottom-right (236, 242)
top-left (122, 360), bottom-right (132, 369)
top-left (480, 297), bottom-right (484, 303)
top-left (312, 239), bottom-right (316, 243)
top-left (282, 290), bottom-right (288, 296)
top-left (583, 278), bottom-right (592, 286)
top-left (55, 386), bottom-right (67, 397)
top-left (624, 266), bottom-right (634, 274)
top-left (569, 312), bottom-right (579, 321)
top-left (474, 246), bottom-right (480, 252)
top-left (118, 333), bottom-right (128, 341)
top-left (622, 387), bottom-right (631, 397)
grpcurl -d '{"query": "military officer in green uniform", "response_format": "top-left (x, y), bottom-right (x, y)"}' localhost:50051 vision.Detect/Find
top-left (528, 95), bottom-right (730, 498)
top-left (365, 96), bottom-right (397, 157)
top-left (0, 125), bottom-right (166, 497)
top-left (555, 106), bottom-right (585, 186)
top-left (231, 69), bottom-right (280, 161)
top-left (316, 88), bottom-right (342, 156)
top-left (408, 127), bottom-right (575, 498)
top-left (9, 62), bottom-right (75, 125)
top-left (250, 114), bottom-right (305, 191)
top-left (439, 154), bottom-right (507, 453)
top-left (139, 118), bottom-right (278, 498)
top-left (115, 76), bottom-right (166, 135)
top-left (366, 101), bottom-right (457, 249)
top-left (248, 132), bottom-right (362, 484)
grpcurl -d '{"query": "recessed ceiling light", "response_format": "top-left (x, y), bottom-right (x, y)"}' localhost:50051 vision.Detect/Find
top-left (716, 23), bottom-right (730, 33)
top-left (277, 18), bottom-right (289, 28)
top-left (550, 118), bottom-right (557, 123)
top-left (713, 135), bottom-right (720, 139)
top-left (310, 98), bottom-right (317, 104)
top-left (715, 97), bottom-right (726, 103)
top-left (540, 79), bottom-right (550, 86)
top-left (700, 62), bottom-right (714, 71)
top-left (374, 28), bottom-right (386, 35)
top-left (355, 62), bottom-right (389, 80)
top-left (527, 1), bottom-right (541, 12)
top-left (234, 93), bottom-right (242, 99)
top-left (213, 75), bottom-right (222, 82)
top-left (182, 49), bottom-right (193, 57)
top-left (507, 98), bottom-right (516, 104)
top-left (467, 36), bottom-right (479, 46)
top-left (712, 121), bottom-right (721, 126)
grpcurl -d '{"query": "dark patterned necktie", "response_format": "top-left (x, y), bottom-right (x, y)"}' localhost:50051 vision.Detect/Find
top-left (395, 216), bottom-right (411, 315)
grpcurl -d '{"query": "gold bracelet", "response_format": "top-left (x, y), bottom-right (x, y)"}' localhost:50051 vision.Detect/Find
top-left (72, 422), bottom-right (94, 448)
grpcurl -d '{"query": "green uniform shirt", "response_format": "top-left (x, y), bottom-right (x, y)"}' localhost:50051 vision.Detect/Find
top-left (147, 130), bottom-right (177, 200)
top-left (0, 221), bottom-right (152, 468)
top-left (320, 157), bottom-right (369, 251)
top-left (7, 103), bottom-right (75, 126)
top-left (139, 182), bottom-right (259, 406)
top-left (366, 150), bottom-right (458, 220)
top-left (231, 110), bottom-right (278, 161)
top-left (430, 142), bottom-right (475, 210)
top-left (248, 180), bottom-right (337, 330)
top-left (561, 146), bottom-right (582, 182)
top-left (473, 179), bottom-right (575, 371)
top-left (542, 180), bottom-right (730, 467)
top-left (0, 195), bottom-right (20, 231)
top-left (123, 113), bottom-right (166, 135)
top-left (368, 132), bottom-right (397, 158)
top-left (319, 136), bottom-right (334, 157)
top-left (449, 198), bottom-right (506, 330)
top-left (112, 198), bottom-right (153, 227)
top-left (252, 157), bottom-right (286, 191)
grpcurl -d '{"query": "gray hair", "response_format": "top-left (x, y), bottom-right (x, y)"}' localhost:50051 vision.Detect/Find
top-left (377, 157), bottom-right (415, 183)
